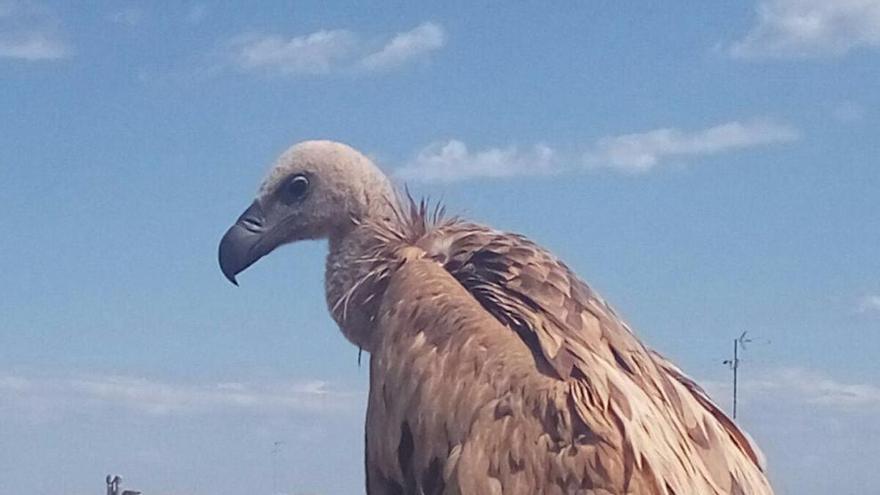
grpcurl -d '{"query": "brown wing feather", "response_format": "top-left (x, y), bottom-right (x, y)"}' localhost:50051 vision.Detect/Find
top-left (417, 222), bottom-right (773, 494)
top-left (358, 199), bottom-right (774, 494)
top-left (370, 256), bottom-right (666, 494)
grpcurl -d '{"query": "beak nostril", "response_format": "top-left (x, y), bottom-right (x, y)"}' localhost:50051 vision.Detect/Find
top-left (241, 216), bottom-right (263, 233)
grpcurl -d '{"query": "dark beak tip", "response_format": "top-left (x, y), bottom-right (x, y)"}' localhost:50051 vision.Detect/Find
top-left (218, 242), bottom-right (244, 286)
top-left (223, 272), bottom-right (239, 286)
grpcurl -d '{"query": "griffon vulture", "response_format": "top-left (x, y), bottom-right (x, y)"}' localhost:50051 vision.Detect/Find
top-left (218, 140), bottom-right (774, 495)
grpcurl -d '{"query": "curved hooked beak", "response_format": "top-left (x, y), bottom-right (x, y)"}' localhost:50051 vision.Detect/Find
top-left (218, 200), bottom-right (271, 285)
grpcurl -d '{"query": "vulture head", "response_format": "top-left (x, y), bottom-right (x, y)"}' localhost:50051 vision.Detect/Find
top-left (218, 140), bottom-right (394, 285)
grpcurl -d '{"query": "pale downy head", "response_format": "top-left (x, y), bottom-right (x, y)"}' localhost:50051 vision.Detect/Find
top-left (218, 140), bottom-right (395, 284)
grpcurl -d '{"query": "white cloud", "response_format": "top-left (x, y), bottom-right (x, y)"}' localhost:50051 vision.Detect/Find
top-left (0, 372), bottom-right (361, 420)
top-left (228, 29), bottom-right (357, 76)
top-left (776, 368), bottom-right (880, 409)
top-left (730, 0), bottom-right (880, 58)
top-left (395, 120), bottom-right (799, 182)
top-left (226, 22), bottom-right (444, 76)
top-left (360, 22), bottom-right (445, 70)
top-left (703, 367), bottom-right (880, 413)
top-left (583, 120), bottom-right (800, 174)
top-left (0, 31), bottom-right (67, 59)
top-left (858, 294), bottom-right (880, 314)
top-left (396, 140), bottom-right (557, 183)
top-left (0, 0), bottom-right (70, 60)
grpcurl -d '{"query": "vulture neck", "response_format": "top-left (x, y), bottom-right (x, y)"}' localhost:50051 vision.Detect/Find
top-left (324, 199), bottom-right (397, 352)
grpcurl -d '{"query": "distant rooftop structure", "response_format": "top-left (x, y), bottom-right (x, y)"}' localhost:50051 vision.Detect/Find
top-left (105, 474), bottom-right (141, 495)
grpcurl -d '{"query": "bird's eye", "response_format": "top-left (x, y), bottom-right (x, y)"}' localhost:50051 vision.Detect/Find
top-left (283, 174), bottom-right (310, 202)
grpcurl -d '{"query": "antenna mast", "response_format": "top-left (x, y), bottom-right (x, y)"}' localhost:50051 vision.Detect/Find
top-left (722, 331), bottom-right (753, 419)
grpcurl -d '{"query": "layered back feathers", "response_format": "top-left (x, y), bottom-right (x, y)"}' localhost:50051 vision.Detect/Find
top-left (345, 197), bottom-right (773, 494)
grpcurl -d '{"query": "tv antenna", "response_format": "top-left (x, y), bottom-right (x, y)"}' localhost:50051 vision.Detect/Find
top-left (722, 331), bottom-right (754, 419)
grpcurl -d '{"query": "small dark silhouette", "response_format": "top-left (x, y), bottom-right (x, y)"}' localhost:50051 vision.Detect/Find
top-left (105, 474), bottom-right (141, 495)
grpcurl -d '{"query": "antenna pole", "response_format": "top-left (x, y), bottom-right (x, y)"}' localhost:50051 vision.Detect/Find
top-left (723, 331), bottom-right (753, 420)
top-left (732, 337), bottom-right (738, 419)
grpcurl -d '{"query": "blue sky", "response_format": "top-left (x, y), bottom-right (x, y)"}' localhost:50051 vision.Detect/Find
top-left (1, 1), bottom-right (879, 494)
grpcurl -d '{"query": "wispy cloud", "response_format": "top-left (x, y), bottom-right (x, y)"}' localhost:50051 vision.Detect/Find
top-left (360, 22), bottom-right (446, 70)
top-left (730, 0), bottom-right (880, 59)
top-left (397, 120), bottom-right (799, 182)
top-left (0, 372), bottom-right (361, 420)
top-left (858, 294), bottom-right (880, 314)
top-left (583, 120), bottom-right (800, 174)
top-left (106, 6), bottom-right (144, 26)
top-left (106, 4), bottom-right (207, 28)
top-left (228, 29), bottom-right (358, 76)
top-left (396, 140), bottom-right (557, 183)
top-left (0, 31), bottom-right (67, 59)
top-left (226, 22), bottom-right (445, 76)
top-left (704, 367), bottom-right (880, 413)
top-left (0, 0), bottom-right (70, 60)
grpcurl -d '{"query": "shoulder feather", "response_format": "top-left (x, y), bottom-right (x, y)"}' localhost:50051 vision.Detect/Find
top-left (360, 197), bottom-right (774, 495)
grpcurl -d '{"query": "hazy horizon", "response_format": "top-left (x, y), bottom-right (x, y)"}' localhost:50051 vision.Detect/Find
top-left (2, 1), bottom-right (879, 494)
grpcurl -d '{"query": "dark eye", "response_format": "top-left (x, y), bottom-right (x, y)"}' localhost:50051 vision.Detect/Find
top-left (283, 174), bottom-right (310, 202)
